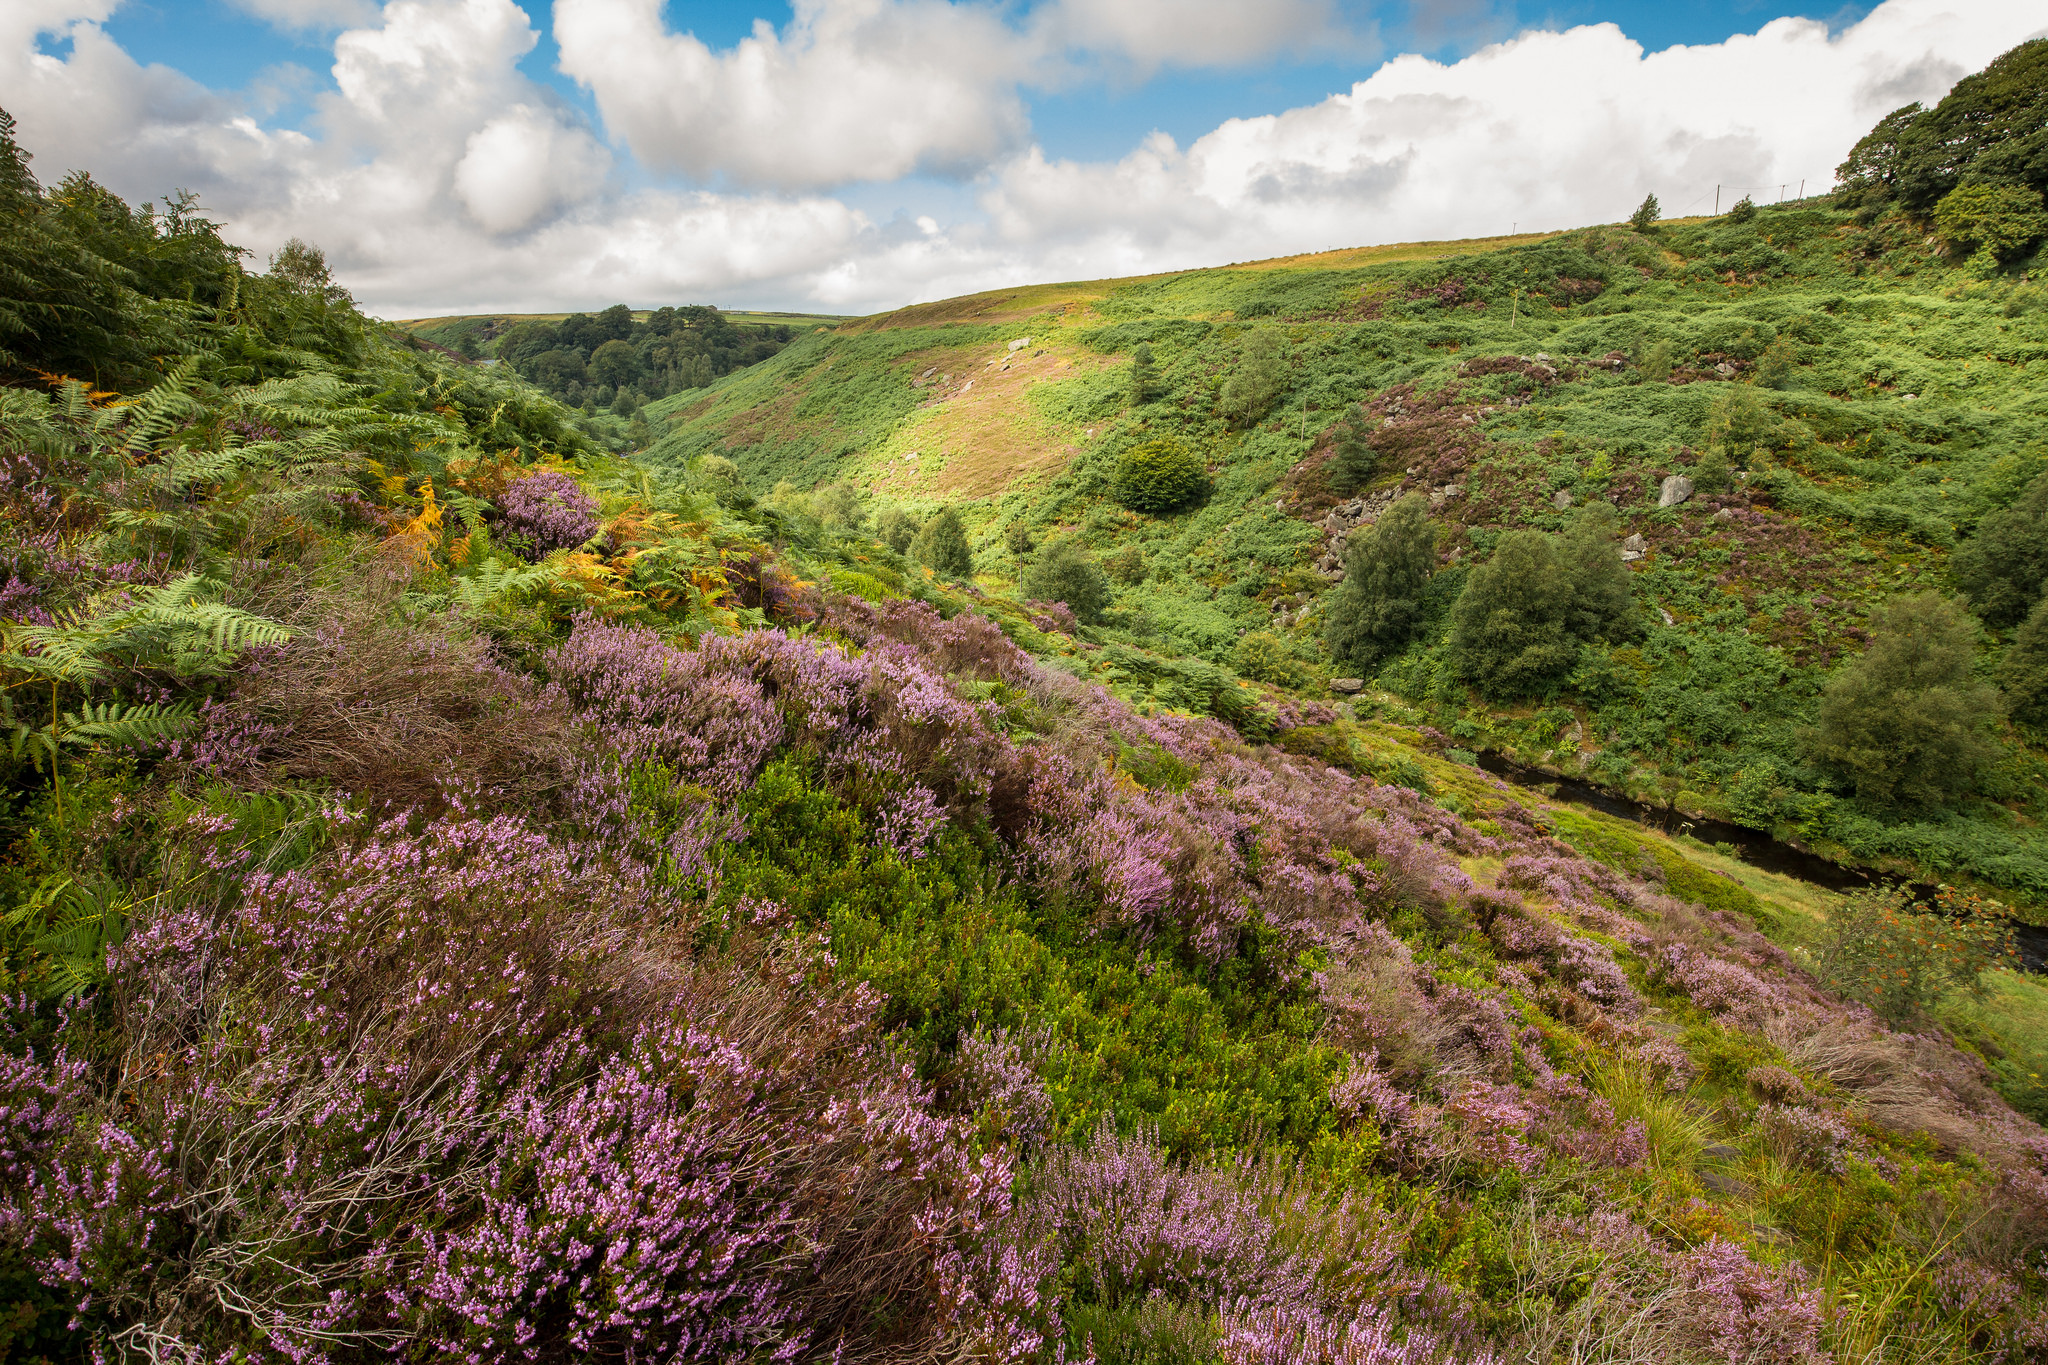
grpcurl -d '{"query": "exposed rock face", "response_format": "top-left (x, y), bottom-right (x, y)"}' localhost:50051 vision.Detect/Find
top-left (1658, 475), bottom-right (1694, 508)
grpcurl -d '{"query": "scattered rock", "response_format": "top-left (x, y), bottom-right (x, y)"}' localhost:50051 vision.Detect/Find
top-left (1552, 488), bottom-right (1574, 510)
top-left (921, 366), bottom-right (936, 378)
top-left (1007, 337), bottom-right (1030, 352)
top-left (1713, 362), bottom-right (1736, 378)
top-left (1657, 606), bottom-right (1675, 626)
top-left (1699, 1171), bottom-right (1752, 1197)
top-left (1658, 474), bottom-right (1694, 508)
top-left (1701, 1143), bottom-right (1741, 1161)
top-left (1713, 507), bottom-right (1736, 521)
top-left (1902, 393), bottom-right (1918, 401)
top-left (1330, 678), bottom-right (1365, 694)
top-left (1620, 532), bottom-right (1647, 562)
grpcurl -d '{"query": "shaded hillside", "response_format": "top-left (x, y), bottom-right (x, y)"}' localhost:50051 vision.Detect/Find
top-left (646, 198), bottom-right (2048, 911)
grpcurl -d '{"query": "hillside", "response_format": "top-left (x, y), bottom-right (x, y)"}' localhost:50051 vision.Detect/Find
top-left (9, 56), bottom-right (2048, 1365)
top-left (642, 200), bottom-right (2048, 914)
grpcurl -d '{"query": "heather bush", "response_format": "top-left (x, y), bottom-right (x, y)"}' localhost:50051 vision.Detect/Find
top-left (498, 468), bottom-right (599, 557)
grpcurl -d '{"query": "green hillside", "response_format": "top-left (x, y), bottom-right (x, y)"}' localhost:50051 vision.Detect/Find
top-left (644, 198), bottom-right (2048, 912)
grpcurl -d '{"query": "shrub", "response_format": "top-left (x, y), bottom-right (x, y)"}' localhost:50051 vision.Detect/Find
top-left (1128, 342), bottom-right (1158, 406)
top-left (878, 507), bottom-right (918, 553)
top-left (1446, 510), bottom-right (1635, 699)
top-left (1629, 194), bottom-right (1660, 232)
top-left (1104, 545), bottom-right (1148, 585)
top-left (1324, 495), bottom-right (1437, 675)
top-left (1114, 438), bottom-right (1208, 513)
top-left (499, 469), bottom-right (598, 558)
top-left (1023, 540), bottom-right (1110, 624)
top-left (912, 506), bottom-right (973, 578)
top-left (1803, 592), bottom-right (2003, 808)
top-left (1234, 631), bottom-right (1307, 687)
top-left (2000, 592), bottom-right (2048, 728)
top-left (1956, 470), bottom-right (2048, 626)
top-left (1220, 330), bottom-right (1286, 428)
top-left (1636, 338), bottom-right (1673, 382)
top-left (1725, 195), bottom-right (1758, 223)
top-left (1934, 183), bottom-right (2048, 268)
top-left (1813, 887), bottom-right (2018, 1025)
top-left (1326, 407), bottom-right (1377, 493)
top-left (1754, 337), bottom-right (1796, 388)
top-left (1702, 386), bottom-right (1775, 464)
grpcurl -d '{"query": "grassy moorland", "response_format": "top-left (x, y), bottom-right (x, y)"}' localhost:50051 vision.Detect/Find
top-left (645, 174), bottom-right (2048, 917)
top-left (7, 47), bottom-right (2048, 1365)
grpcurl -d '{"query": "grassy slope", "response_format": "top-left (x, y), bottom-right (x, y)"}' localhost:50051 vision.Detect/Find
top-left (645, 205), bottom-right (2048, 911)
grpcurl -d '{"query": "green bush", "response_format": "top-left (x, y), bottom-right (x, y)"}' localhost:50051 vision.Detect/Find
top-left (1934, 183), bottom-right (2048, 269)
top-left (1324, 494), bottom-right (1436, 674)
top-left (1955, 470), bottom-right (2048, 625)
top-left (1219, 330), bottom-right (1285, 428)
top-left (1803, 592), bottom-right (2003, 808)
top-left (1446, 510), bottom-right (1636, 700)
top-left (1629, 194), bottom-right (1660, 232)
top-left (912, 506), bottom-right (974, 578)
top-left (1128, 343), bottom-right (1158, 406)
top-left (1725, 195), bottom-right (1758, 223)
top-left (2000, 593), bottom-right (2048, 728)
top-left (1023, 540), bottom-right (1110, 623)
top-left (1326, 407), bottom-right (1376, 493)
top-left (877, 507), bottom-right (918, 553)
top-left (1114, 439), bottom-right (1208, 513)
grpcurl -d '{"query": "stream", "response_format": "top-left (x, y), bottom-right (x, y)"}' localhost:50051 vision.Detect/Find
top-left (1471, 750), bottom-right (2048, 973)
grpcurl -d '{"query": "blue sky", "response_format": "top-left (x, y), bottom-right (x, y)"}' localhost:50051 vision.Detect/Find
top-left (7, 0), bottom-right (2032, 313)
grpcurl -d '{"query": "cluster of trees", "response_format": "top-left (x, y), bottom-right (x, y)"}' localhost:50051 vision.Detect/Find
top-left (492, 303), bottom-right (801, 414)
top-left (0, 109), bottom-right (363, 387)
top-left (1323, 468), bottom-right (2048, 813)
top-left (1836, 38), bottom-right (2048, 268)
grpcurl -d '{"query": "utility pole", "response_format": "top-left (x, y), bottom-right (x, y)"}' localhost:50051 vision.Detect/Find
top-left (1779, 184), bottom-right (1787, 202)
top-left (1714, 184), bottom-right (1720, 215)
top-left (1799, 179), bottom-right (1805, 201)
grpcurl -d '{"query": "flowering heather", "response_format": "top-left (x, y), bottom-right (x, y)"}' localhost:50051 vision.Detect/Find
top-left (1216, 1300), bottom-right (1497, 1365)
top-left (499, 468), bottom-right (599, 557)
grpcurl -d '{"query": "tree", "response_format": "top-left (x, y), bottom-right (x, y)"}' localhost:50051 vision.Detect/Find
top-left (2000, 593), bottom-right (2048, 730)
top-left (1219, 330), bottom-right (1285, 427)
top-left (1114, 438), bottom-right (1207, 513)
top-left (1725, 195), bottom-right (1759, 223)
top-left (1023, 540), bottom-right (1109, 624)
top-left (1557, 506), bottom-right (1639, 646)
top-left (1446, 510), bottom-right (1639, 699)
top-left (1127, 343), bottom-right (1157, 406)
top-left (1889, 39), bottom-right (2048, 213)
top-left (1932, 183), bottom-right (2048, 269)
top-left (877, 508), bottom-right (918, 553)
top-left (1703, 385), bottom-right (1776, 466)
top-left (1448, 531), bottom-right (1578, 698)
top-left (1629, 195), bottom-right (1660, 232)
top-left (1803, 593), bottom-right (2002, 808)
top-left (1754, 336), bottom-right (1796, 389)
top-left (912, 506), bottom-right (973, 578)
top-left (590, 338), bottom-right (638, 388)
top-left (1324, 494), bottom-right (1436, 674)
top-left (1835, 105), bottom-right (1923, 207)
top-left (626, 411), bottom-right (651, 450)
top-left (1004, 521), bottom-right (1033, 555)
top-left (1635, 338), bottom-right (1674, 382)
top-left (1326, 407), bottom-right (1376, 493)
top-left (1955, 470), bottom-right (2048, 626)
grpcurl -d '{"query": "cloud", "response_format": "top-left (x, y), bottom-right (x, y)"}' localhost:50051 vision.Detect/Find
top-left (226, 0), bottom-right (381, 30)
top-left (969, 0), bottom-right (2048, 286)
top-left (2, 0), bottom-right (2044, 319)
top-left (554, 0), bottom-right (1035, 190)
top-left (1032, 0), bottom-right (1354, 72)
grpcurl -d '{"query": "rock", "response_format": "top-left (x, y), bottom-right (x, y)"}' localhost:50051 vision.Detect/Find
top-left (1331, 678), bottom-right (1365, 694)
top-left (1713, 507), bottom-right (1736, 521)
top-left (1658, 474), bottom-right (1694, 508)
top-left (1620, 532), bottom-right (1647, 563)
top-left (1007, 337), bottom-right (1030, 352)
top-left (1699, 1171), bottom-right (1752, 1197)
top-left (1701, 1143), bottom-right (1741, 1161)
top-left (1658, 606), bottom-right (1675, 626)
top-left (1552, 488), bottom-right (1574, 510)
top-left (921, 366), bottom-right (936, 379)
top-left (1441, 484), bottom-right (1464, 500)
top-left (1902, 393), bottom-right (1918, 401)
top-left (1713, 362), bottom-right (1736, 378)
